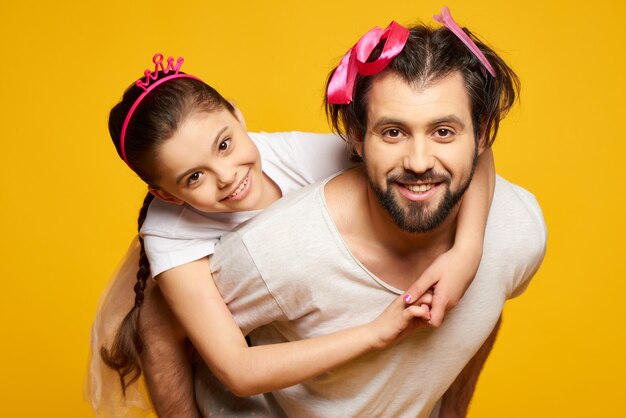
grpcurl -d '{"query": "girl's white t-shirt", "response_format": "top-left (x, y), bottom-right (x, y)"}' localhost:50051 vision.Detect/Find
top-left (140, 131), bottom-right (352, 278)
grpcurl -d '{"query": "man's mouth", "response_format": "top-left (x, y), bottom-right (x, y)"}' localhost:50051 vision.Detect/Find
top-left (396, 181), bottom-right (440, 201)
top-left (404, 183), bottom-right (435, 193)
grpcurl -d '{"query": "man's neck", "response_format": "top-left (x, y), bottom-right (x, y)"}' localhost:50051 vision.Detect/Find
top-left (325, 167), bottom-right (458, 290)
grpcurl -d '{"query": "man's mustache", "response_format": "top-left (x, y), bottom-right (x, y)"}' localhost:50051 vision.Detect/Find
top-left (388, 170), bottom-right (451, 185)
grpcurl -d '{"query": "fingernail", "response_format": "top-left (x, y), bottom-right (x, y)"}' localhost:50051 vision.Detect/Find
top-left (403, 293), bottom-right (413, 303)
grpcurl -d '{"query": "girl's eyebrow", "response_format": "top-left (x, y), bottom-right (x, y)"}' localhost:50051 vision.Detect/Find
top-left (211, 126), bottom-right (228, 150)
top-left (175, 126), bottom-right (228, 184)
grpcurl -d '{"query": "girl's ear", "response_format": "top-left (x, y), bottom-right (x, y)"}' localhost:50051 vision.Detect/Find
top-left (149, 188), bottom-right (184, 205)
top-left (229, 101), bottom-right (247, 130)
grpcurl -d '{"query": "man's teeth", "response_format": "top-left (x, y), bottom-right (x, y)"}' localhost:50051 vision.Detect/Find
top-left (406, 184), bottom-right (434, 193)
top-left (230, 176), bottom-right (248, 197)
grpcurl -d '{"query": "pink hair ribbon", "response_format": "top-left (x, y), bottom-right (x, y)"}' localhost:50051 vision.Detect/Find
top-left (433, 6), bottom-right (496, 77)
top-left (120, 53), bottom-right (202, 166)
top-left (327, 21), bottom-right (410, 105)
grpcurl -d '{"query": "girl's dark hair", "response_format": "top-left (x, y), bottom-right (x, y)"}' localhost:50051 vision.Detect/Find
top-left (100, 191), bottom-right (153, 392)
top-left (325, 24), bottom-right (520, 159)
top-left (101, 72), bottom-right (234, 393)
top-left (108, 73), bottom-right (235, 186)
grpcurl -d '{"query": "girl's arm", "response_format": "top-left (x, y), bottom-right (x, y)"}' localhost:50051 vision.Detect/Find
top-left (404, 148), bottom-right (495, 326)
top-left (158, 258), bottom-right (430, 397)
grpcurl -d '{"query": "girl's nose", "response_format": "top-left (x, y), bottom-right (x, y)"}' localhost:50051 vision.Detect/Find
top-left (214, 165), bottom-right (237, 189)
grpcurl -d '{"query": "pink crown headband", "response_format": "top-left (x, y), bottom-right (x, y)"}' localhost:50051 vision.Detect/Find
top-left (120, 53), bottom-right (202, 166)
top-left (433, 6), bottom-right (496, 77)
top-left (327, 21), bottom-right (410, 105)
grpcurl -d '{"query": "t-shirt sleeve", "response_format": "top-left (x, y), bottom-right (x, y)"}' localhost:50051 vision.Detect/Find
top-left (488, 177), bottom-right (548, 299)
top-left (507, 184), bottom-right (548, 298)
top-left (210, 230), bottom-right (288, 336)
top-left (140, 199), bottom-right (228, 278)
top-left (142, 234), bottom-right (217, 278)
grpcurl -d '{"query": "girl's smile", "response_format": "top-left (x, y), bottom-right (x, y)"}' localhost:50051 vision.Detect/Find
top-left (222, 169), bottom-right (252, 202)
top-left (149, 108), bottom-right (279, 213)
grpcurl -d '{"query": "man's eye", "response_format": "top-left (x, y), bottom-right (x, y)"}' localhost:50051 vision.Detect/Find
top-left (218, 138), bottom-right (231, 151)
top-left (436, 128), bottom-right (452, 138)
top-left (188, 172), bottom-right (202, 185)
top-left (384, 129), bottom-right (402, 138)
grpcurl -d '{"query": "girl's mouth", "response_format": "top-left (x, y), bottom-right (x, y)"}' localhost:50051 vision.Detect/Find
top-left (225, 171), bottom-right (251, 201)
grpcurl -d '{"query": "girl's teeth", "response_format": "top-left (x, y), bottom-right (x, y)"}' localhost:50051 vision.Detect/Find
top-left (230, 176), bottom-right (248, 197)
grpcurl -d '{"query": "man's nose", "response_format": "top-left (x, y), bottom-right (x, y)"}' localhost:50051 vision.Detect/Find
top-left (403, 138), bottom-right (435, 174)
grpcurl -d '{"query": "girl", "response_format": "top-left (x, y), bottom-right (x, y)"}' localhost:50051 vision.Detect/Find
top-left (91, 53), bottom-right (493, 417)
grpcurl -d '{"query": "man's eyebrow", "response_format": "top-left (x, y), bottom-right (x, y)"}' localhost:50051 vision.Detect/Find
top-left (370, 117), bottom-right (408, 130)
top-left (371, 115), bottom-right (466, 131)
top-left (175, 126), bottom-right (228, 184)
top-left (430, 115), bottom-right (466, 128)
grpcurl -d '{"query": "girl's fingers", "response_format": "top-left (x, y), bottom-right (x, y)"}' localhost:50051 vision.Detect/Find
top-left (415, 290), bottom-right (433, 306)
top-left (405, 304), bottom-right (431, 321)
top-left (428, 292), bottom-right (449, 327)
top-left (403, 273), bottom-right (437, 304)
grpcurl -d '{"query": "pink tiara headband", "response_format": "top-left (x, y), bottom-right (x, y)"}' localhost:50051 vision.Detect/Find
top-left (120, 53), bottom-right (202, 166)
top-left (326, 7), bottom-right (495, 105)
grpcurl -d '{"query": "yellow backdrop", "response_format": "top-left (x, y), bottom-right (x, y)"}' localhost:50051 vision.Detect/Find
top-left (1, 0), bottom-right (624, 416)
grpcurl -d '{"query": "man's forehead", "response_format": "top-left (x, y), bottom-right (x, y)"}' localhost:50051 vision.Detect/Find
top-left (366, 71), bottom-right (472, 123)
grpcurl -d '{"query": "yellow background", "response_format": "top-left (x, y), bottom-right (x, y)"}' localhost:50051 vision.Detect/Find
top-left (1, 0), bottom-right (624, 416)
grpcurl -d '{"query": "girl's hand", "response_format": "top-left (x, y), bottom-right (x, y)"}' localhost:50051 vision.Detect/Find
top-left (402, 246), bottom-right (480, 328)
top-left (369, 294), bottom-right (432, 350)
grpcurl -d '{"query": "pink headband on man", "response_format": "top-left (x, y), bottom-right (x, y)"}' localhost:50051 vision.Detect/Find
top-left (327, 21), bottom-right (410, 105)
top-left (433, 6), bottom-right (496, 77)
top-left (120, 53), bottom-right (202, 166)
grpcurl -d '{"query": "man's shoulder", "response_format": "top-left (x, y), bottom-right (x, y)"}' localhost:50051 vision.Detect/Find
top-left (485, 175), bottom-right (547, 297)
top-left (234, 180), bottom-right (326, 237)
top-left (492, 175), bottom-right (545, 231)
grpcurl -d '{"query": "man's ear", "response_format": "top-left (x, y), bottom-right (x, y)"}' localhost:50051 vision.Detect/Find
top-left (353, 136), bottom-right (364, 159)
top-left (476, 123), bottom-right (488, 156)
top-left (149, 187), bottom-right (184, 205)
top-left (229, 101), bottom-right (247, 131)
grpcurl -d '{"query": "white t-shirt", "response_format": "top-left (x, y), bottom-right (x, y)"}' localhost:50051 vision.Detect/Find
top-left (211, 174), bottom-right (547, 417)
top-left (141, 131), bottom-right (352, 277)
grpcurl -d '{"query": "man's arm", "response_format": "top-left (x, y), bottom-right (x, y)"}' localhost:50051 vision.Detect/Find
top-left (139, 281), bottom-right (201, 418)
top-left (439, 316), bottom-right (502, 418)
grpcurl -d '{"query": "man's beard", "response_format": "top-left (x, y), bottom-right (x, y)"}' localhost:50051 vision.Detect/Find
top-left (366, 152), bottom-right (478, 234)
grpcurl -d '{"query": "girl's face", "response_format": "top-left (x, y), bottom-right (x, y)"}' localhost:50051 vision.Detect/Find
top-left (150, 108), bottom-right (266, 213)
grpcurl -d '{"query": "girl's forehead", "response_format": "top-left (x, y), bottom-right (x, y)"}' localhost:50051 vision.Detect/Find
top-left (156, 112), bottom-right (231, 167)
top-left (181, 108), bottom-right (236, 129)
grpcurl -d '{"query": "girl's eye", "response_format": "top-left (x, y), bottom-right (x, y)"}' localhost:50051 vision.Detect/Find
top-left (187, 172), bottom-right (203, 185)
top-left (218, 138), bottom-right (231, 151)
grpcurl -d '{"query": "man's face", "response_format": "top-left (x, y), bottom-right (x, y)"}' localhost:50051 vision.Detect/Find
top-left (358, 71), bottom-right (480, 233)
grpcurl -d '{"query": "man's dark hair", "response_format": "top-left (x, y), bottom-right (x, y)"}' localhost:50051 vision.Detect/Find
top-left (325, 24), bottom-right (520, 159)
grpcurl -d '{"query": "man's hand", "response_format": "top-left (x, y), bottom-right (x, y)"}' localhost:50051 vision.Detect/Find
top-left (139, 280), bottom-right (201, 418)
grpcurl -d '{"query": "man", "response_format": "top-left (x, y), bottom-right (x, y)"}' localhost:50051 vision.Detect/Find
top-left (143, 19), bottom-right (546, 418)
